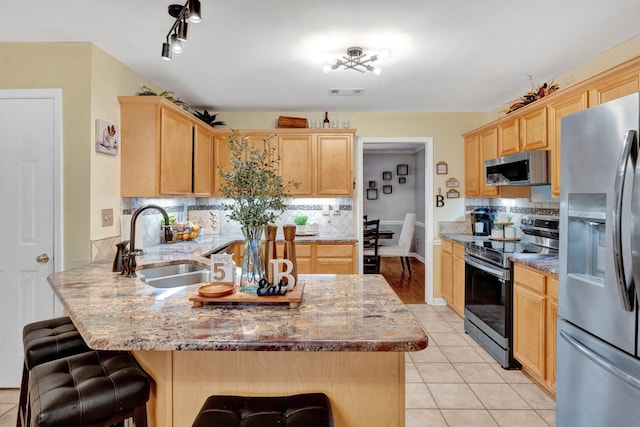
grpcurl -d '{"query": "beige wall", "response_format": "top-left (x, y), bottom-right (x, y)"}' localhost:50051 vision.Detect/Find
top-left (1, 42), bottom-right (153, 268)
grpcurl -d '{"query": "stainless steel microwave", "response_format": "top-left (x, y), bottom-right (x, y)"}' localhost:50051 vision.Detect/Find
top-left (485, 151), bottom-right (550, 186)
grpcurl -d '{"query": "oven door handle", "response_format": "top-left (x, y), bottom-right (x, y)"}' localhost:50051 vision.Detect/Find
top-left (464, 255), bottom-right (508, 281)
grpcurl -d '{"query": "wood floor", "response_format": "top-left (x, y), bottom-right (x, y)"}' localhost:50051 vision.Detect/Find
top-left (377, 256), bottom-right (425, 304)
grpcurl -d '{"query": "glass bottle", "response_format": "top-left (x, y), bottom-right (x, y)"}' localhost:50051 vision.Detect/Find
top-left (323, 111), bottom-right (330, 129)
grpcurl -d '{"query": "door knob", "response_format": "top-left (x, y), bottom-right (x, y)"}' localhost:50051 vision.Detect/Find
top-left (36, 253), bottom-right (50, 264)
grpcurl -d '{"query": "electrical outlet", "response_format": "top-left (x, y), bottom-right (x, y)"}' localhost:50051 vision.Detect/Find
top-left (101, 208), bottom-right (113, 227)
top-left (322, 205), bottom-right (330, 216)
top-left (332, 204), bottom-right (340, 215)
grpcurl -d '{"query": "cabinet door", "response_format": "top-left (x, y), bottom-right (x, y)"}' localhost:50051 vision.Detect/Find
top-left (452, 243), bottom-right (465, 317)
top-left (520, 107), bottom-right (548, 151)
top-left (546, 277), bottom-right (559, 392)
top-left (464, 135), bottom-right (480, 197)
top-left (440, 241), bottom-right (453, 304)
top-left (513, 283), bottom-right (545, 378)
top-left (193, 124), bottom-right (213, 196)
top-left (213, 132), bottom-right (269, 195)
top-left (316, 134), bottom-right (352, 196)
top-left (547, 91), bottom-right (588, 198)
top-left (278, 134), bottom-right (314, 195)
top-left (588, 69), bottom-right (640, 106)
top-left (315, 244), bottom-right (355, 274)
top-left (479, 127), bottom-right (499, 197)
top-left (160, 108), bottom-right (194, 194)
top-left (498, 117), bottom-right (520, 156)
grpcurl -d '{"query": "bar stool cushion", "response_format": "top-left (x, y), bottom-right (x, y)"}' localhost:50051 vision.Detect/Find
top-left (23, 316), bottom-right (90, 370)
top-left (29, 350), bottom-right (150, 427)
top-left (192, 393), bottom-right (334, 427)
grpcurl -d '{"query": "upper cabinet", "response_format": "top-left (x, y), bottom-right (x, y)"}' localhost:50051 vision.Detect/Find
top-left (212, 129), bottom-right (354, 197)
top-left (119, 96), bottom-right (214, 197)
top-left (463, 56), bottom-right (640, 199)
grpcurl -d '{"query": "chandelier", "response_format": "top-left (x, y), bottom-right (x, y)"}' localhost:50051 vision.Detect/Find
top-left (323, 47), bottom-right (391, 76)
top-left (161, 0), bottom-right (202, 61)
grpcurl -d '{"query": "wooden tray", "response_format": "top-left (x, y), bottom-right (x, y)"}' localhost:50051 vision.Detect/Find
top-left (190, 282), bottom-right (305, 308)
top-left (489, 237), bottom-right (520, 241)
top-left (494, 221), bottom-right (513, 225)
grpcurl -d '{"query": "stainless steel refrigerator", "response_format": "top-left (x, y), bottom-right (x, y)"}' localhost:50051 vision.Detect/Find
top-left (558, 92), bottom-right (640, 426)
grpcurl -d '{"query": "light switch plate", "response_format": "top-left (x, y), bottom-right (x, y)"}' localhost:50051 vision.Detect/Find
top-left (101, 208), bottom-right (113, 227)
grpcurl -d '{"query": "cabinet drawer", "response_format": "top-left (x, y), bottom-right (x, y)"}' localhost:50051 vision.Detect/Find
top-left (442, 239), bottom-right (453, 254)
top-left (276, 242), bottom-right (312, 258)
top-left (453, 243), bottom-right (465, 259)
top-left (547, 276), bottom-right (559, 300)
top-left (514, 264), bottom-right (546, 294)
top-left (316, 244), bottom-right (353, 258)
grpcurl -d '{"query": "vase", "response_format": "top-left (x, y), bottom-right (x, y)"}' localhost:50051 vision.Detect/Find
top-left (240, 226), bottom-right (264, 293)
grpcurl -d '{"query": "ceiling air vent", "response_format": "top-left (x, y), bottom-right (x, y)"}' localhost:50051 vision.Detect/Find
top-left (328, 88), bottom-right (365, 96)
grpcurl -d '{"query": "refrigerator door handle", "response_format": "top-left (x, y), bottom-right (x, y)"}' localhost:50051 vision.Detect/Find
top-left (612, 130), bottom-right (636, 312)
top-left (559, 329), bottom-right (640, 391)
top-left (631, 130), bottom-right (640, 302)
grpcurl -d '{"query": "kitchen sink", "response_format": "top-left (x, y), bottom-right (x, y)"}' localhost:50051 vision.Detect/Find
top-left (137, 262), bottom-right (210, 289)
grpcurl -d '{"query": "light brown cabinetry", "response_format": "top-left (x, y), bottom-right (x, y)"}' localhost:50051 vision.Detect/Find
top-left (547, 91), bottom-right (588, 198)
top-left (119, 96), bottom-right (214, 197)
top-left (464, 135), bottom-right (481, 197)
top-left (440, 239), bottom-right (465, 317)
top-left (519, 107), bottom-right (548, 151)
top-left (498, 117), bottom-right (520, 156)
top-left (213, 130), bottom-right (353, 197)
top-left (513, 263), bottom-right (557, 396)
top-left (588, 67), bottom-right (640, 107)
top-left (233, 241), bottom-right (356, 274)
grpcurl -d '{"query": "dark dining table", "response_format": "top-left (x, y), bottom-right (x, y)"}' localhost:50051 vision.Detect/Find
top-left (378, 228), bottom-right (395, 240)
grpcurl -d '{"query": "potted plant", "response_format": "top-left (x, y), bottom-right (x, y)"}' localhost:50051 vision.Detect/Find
top-left (294, 213), bottom-right (308, 233)
top-left (219, 130), bottom-right (297, 291)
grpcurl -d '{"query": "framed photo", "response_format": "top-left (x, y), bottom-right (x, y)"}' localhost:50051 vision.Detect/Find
top-left (368, 180), bottom-right (376, 188)
top-left (382, 171), bottom-right (392, 180)
top-left (399, 177), bottom-right (406, 184)
top-left (446, 178), bottom-right (460, 188)
top-left (95, 119), bottom-right (119, 155)
top-left (366, 188), bottom-right (378, 200)
top-left (396, 164), bottom-right (409, 176)
top-left (383, 185), bottom-right (392, 194)
top-left (446, 189), bottom-right (460, 198)
top-left (436, 161), bottom-right (448, 175)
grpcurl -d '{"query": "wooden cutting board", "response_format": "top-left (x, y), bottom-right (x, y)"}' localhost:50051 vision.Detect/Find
top-left (189, 282), bottom-right (305, 308)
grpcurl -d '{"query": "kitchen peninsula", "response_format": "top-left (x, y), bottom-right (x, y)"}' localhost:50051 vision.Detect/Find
top-left (47, 236), bottom-right (428, 427)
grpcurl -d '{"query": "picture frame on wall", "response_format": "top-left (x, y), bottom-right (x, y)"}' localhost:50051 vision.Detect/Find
top-left (368, 180), bottom-right (376, 188)
top-left (366, 188), bottom-right (378, 200)
top-left (396, 164), bottom-right (409, 176)
top-left (436, 161), bottom-right (448, 175)
top-left (399, 177), bottom-right (406, 184)
top-left (382, 171), bottom-right (392, 180)
top-left (383, 185), bottom-right (392, 194)
top-left (95, 119), bottom-right (119, 155)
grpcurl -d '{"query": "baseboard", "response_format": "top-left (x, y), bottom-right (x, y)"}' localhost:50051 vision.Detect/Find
top-left (430, 298), bottom-right (448, 306)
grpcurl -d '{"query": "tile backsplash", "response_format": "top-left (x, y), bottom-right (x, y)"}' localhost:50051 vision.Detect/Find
top-left (119, 197), bottom-right (354, 248)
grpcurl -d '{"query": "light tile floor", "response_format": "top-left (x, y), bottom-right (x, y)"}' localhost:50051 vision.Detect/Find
top-left (0, 304), bottom-right (556, 427)
top-left (406, 304), bottom-right (556, 427)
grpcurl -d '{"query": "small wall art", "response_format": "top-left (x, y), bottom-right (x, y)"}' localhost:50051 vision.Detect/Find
top-left (368, 180), bottom-right (376, 188)
top-left (436, 161), bottom-right (448, 175)
top-left (447, 189), bottom-right (460, 198)
top-left (366, 188), bottom-right (378, 200)
top-left (396, 164), bottom-right (409, 176)
top-left (446, 177), bottom-right (460, 188)
top-left (383, 185), bottom-right (392, 194)
top-left (95, 119), bottom-right (119, 155)
top-left (399, 177), bottom-right (406, 184)
top-left (382, 171), bottom-right (392, 180)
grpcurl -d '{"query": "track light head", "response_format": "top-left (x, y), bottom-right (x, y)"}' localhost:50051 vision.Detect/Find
top-left (170, 33), bottom-right (183, 53)
top-left (161, 42), bottom-right (172, 61)
top-left (187, 0), bottom-right (201, 23)
top-left (177, 19), bottom-right (189, 41)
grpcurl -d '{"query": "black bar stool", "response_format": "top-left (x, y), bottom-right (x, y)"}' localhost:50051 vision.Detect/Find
top-left (192, 393), bottom-right (334, 427)
top-left (29, 350), bottom-right (150, 427)
top-left (18, 317), bottom-right (90, 427)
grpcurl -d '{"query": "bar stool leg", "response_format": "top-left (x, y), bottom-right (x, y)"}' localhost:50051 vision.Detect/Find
top-left (16, 362), bottom-right (29, 427)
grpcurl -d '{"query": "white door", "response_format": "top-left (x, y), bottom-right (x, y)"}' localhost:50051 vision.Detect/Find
top-left (0, 90), bottom-right (62, 386)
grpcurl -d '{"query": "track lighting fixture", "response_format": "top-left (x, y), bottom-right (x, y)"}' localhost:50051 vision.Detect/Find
top-left (161, 0), bottom-right (202, 61)
top-left (323, 47), bottom-right (390, 75)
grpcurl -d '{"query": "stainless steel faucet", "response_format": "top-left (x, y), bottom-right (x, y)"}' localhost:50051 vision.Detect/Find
top-left (121, 204), bottom-right (173, 277)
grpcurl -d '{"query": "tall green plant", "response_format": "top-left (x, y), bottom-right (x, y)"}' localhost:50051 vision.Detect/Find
top-left (219, 130), bottom-right (297, 227)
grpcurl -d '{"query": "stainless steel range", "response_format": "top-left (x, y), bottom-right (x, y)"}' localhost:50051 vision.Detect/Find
top-left (463, 216), bottom-right (559, 368)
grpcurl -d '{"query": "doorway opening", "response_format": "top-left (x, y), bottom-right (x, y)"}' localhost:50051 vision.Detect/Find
top-left (355, 137), bottom-right (434, 304)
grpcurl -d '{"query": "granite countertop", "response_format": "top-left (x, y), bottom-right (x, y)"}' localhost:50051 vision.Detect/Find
top-left (47, 237), bottom-right (427, 353)
top-left (510, 254), bottom-right (559, 276)
top-left (439, 233), bottom-right (482, 245)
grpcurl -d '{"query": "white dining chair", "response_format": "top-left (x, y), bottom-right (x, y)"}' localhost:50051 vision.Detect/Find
top-left (378, 213), bottom-right (416, 275)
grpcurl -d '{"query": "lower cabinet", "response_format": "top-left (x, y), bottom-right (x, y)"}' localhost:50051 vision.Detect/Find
top-left (513, 263), bottom-right (558, 396)
top-left (232, 241), bottom-right (356, 274)
top-left (441, 239), bottom-right (465, 317)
